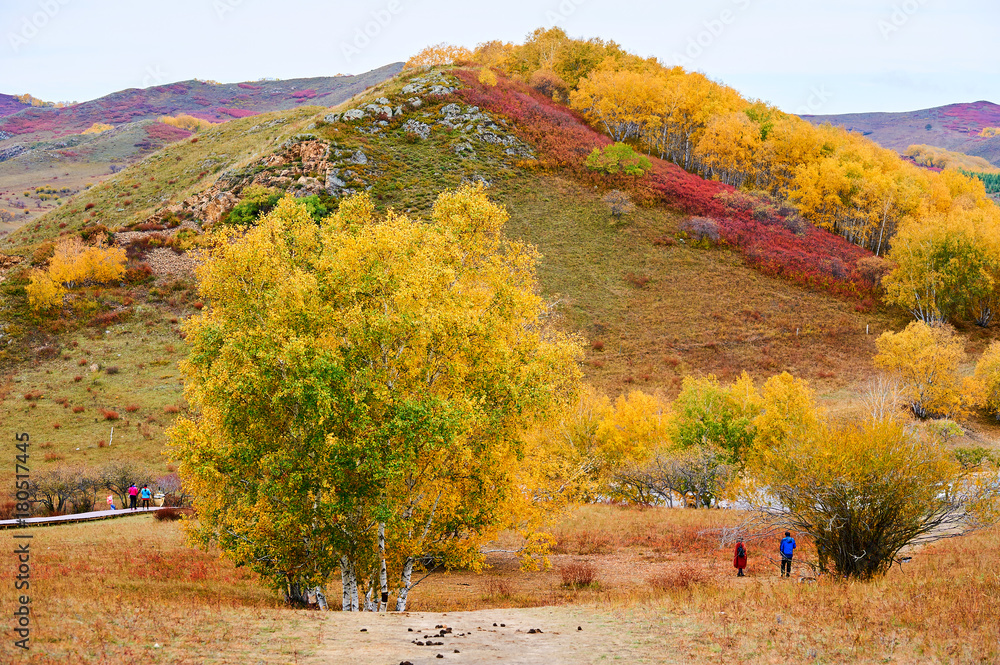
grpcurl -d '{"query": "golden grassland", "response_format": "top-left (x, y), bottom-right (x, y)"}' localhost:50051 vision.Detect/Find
top-left (1, 505), bottom-right (996, 663)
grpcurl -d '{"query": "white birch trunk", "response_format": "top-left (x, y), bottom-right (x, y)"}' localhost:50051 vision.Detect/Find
top-left (340, 555), bottom-right (358, 611)
top-left (378, 522), bottom-right (389, 612)
top-left (395, 557), bottom-right (414, 611)
top-left (314, 586), bottom-right (328, 611)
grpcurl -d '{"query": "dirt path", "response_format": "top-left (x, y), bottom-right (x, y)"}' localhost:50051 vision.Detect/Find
top-left (307, 606), bottom-right (668, 665)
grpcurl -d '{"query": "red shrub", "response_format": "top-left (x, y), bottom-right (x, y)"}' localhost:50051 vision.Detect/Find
top-left (452, 68), bottom-right (878, 302)
top-left (100, 409), bottom-right (120, 421)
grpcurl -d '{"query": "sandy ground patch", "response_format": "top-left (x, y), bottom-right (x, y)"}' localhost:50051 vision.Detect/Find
top-left (305, 606), bottom-right (666, 665)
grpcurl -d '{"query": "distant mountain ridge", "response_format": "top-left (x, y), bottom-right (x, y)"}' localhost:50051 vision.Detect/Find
top-left (0, 63), bottom-right (404, 140)
top-left (803, 100), bottom-right (1000, 167)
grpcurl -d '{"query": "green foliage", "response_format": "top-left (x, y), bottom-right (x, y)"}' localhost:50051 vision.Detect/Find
top-left (585, 142), bottom-right (651, 176)
top-left (954, 446), bottom-right (995, 470)
top-left (296, 194), bottom-right (330, 222)
top-left (221, 186), bottom-right (282, 226)
top-left (672, 375), bottom-right (755, 465)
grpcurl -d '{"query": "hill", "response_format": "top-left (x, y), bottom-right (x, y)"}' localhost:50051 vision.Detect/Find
top-left (0, 65), bottom-right (403, 235)
top-left (0, 65), bottom-right (403, 140)
top-left (803, 100), bottom-right (1000, 166)
top-left (0, 66), bottom-right (918, 480)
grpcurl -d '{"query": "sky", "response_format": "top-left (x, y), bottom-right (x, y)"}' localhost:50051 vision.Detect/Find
top-left (0, 0), bottom-right (997, 115)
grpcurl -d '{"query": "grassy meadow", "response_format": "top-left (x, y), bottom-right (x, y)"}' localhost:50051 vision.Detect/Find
top-left (1, 505), bottom-right (996, 663)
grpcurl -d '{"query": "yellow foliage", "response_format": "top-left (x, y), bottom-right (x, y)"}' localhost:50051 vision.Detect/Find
top-left (159, 114), bottom-right (216, 133)
top-left (874, 321), bottom-right (968, 418)
top-left (748, 416), bottom-right (980, 579)
top-left (979, 127), bottom-right (1000, 138)
top-left (26, 237), bottom-right (126, 311)
top-left (975, 341), bottom-right (1000, 420)
top-left (26, 272), bottom-right (64, 310)
top-left (905, 144), bottom-right (1000, 172)
top-left (477, 68), bottom-right (497, 87)
top-left (169, 186), bottom-right (583, 607)
top-left (753, 371), bottom-right (820, 449)
top-left (82, 122), bottom-right (114, 135)
top-left (404, 43), bottom-right (473, 69)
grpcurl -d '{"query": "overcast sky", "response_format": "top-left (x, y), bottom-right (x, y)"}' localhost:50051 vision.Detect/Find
top-left (1, 0), bottom-right (997, 115)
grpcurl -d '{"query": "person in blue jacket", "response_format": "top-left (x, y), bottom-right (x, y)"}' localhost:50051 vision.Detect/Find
top-left (779, 531), bottom-right (796, 577)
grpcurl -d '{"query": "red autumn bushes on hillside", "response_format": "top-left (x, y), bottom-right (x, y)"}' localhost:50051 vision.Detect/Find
top-left (453, 68), bottom-right (877, 301)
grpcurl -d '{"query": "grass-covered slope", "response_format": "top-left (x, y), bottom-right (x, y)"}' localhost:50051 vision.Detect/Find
top-left (5, 106), bottom-right (322, 248)
top-left (0, 66), bottom-right (926, 477)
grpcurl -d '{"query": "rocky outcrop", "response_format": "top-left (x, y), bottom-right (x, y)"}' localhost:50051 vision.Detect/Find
top-left (402, 119), bottom-right (431, 140)
top-left (0, 145), bottom-right (27, 162)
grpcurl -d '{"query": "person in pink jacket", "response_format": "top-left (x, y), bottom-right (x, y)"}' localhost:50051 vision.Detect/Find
top-left (106, 494), bottom-right (116, 510)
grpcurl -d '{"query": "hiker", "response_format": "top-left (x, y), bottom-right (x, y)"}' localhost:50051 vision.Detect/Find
top-left (106, 494), bottom-right (116, 511)
top-left (139, 484), bottom-right (152, 510)
top-left (733, 541), bottom-right (747, 577)
top-left (779, 531), bottom-right (796, 577)
top-left (128, 483), bottom-right (139, 510)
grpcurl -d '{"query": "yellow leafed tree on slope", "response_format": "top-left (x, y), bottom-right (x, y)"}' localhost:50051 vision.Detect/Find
top-left (169, 185), bottom-right (582, 611)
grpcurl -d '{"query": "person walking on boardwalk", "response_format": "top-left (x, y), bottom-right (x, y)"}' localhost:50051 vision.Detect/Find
top-left (734, 541), bottom-right (748, 577)
top-left (106, 493), bottom-right (116, 510)
top-left (139, 484), bottom-right (152, 510)
top-left (128, 483), bottom-right (139, 510)
top-left (779, 531), bottom-right (796, 577)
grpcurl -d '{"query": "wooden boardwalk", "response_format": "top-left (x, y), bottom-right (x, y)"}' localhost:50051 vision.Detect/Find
top-left (0, 506), bottom-right (168, 529)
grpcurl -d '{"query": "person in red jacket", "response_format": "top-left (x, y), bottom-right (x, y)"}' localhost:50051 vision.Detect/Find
top-left (733, 541), bottom-right (748, 577)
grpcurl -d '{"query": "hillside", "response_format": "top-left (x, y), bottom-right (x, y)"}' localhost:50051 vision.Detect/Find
top-left (803, 100), bottom-right (1000, 166)
top-left (0, 65), bottom-right (403, 139)
top-left (0, 65), bottom-right (403, 235)
top-left (0, 66), bottom-right (921, 479)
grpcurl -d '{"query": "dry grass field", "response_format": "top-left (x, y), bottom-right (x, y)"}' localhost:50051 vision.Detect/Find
top-left (2, 504), bottom-right (996, 663)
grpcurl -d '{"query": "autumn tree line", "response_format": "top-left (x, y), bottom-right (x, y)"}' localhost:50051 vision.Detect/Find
top-left (421, 29), bottom-right (1000, 328)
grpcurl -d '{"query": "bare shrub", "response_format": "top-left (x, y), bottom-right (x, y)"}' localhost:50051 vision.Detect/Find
top-left (856, 256), bottom-right (892, 291)
top-left (602, 189), bottom-right (635, 222)
top-left (559, 561), bottom-right (598, 588)
top-left (680, 217), bottom-right (719, 245)
top-left (649, 563), bottom-right (710, 591)
top-left (154, 507), bottom-right (185, 521)
top-left (482, 576), bottom-right (514, 598)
